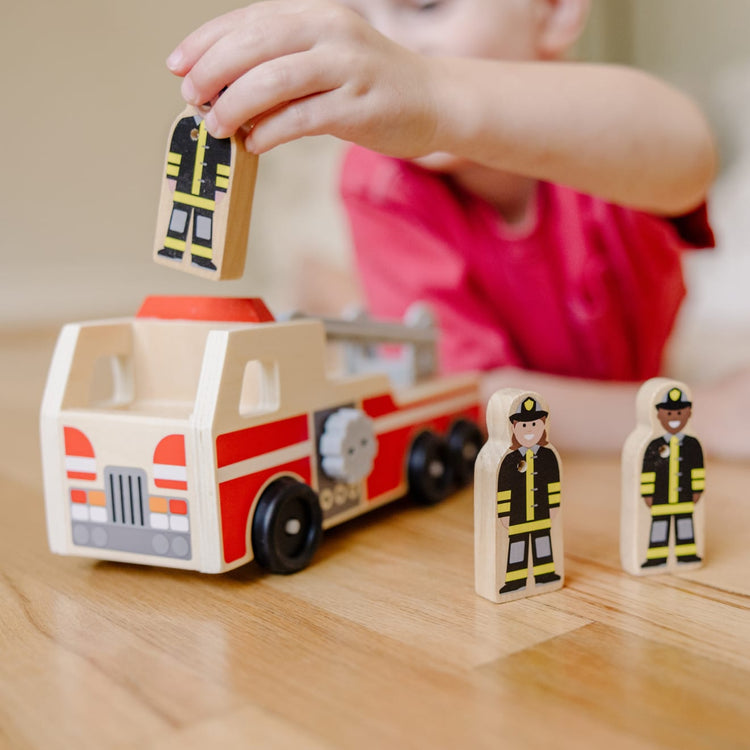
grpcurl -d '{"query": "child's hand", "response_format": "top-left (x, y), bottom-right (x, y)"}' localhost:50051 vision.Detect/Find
top-left (167, 0), bottom-right (440, 157)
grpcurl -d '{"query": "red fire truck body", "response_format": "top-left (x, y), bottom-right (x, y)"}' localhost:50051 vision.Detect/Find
top-left (40, 297), bottom-right (481, 574)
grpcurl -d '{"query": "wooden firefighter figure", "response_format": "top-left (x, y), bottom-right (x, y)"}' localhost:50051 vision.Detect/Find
top-left (621, 378), bottom-right (706, 575)
top-left (475, 389), bottom-right (563, 603)
top-left (153, 105), bottom-right (258, 281)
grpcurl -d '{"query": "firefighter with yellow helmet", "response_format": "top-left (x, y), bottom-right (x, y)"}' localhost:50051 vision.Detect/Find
top-left (640, 386), bottom-right (705, 567)
top-left (496, 396), bottom-right (562, 594)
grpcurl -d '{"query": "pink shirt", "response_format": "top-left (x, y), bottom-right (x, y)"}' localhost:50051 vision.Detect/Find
top-left (340, 146), bottom-right (714, 381)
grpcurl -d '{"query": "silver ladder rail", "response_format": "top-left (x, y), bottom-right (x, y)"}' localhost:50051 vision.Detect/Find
top-left (286, 304), bottom-right (439, 387)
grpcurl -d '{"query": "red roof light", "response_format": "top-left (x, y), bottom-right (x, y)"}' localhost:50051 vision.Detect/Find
top-left (136, 296), bottom-right (275, 323)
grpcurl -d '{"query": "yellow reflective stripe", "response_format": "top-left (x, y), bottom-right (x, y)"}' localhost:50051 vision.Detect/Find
top-left (651, 502), bottom-right (694, 516)
top-left (676, 545), bottom-right (698, 557)
top-left (692, 467), bottom-right (705, 492)
top-left (505, 568), bottom-right (528, 582)
top-left (509, 518), bottom-right (551, 535)
top-left (641, 467), bottom-right (655, 494)
top-left (498, 486), bottom-right (510, 514)
top-left (163, 236), bottom-right (185, 251)
top-left (216, 163), bottom-right (231, 177)
top-left (669, 437), bottom-right (680, 503)
top-left (192, 120), bottom-right (208, 195)
top-left (548, 493), bottom-right (561, 506)
top-left (168, 152), bottom-right (182, 165)
top-left (533, 562), bottom-right (556, 576)
top-left (526, 450), bottom-right (535, 521)
top-left (166, 164), bottom-right (180, 177)
top-left (173, 191), bottom-right (216, 210)
top-left (646, 546), bottom-right (669, 560)
top-left (548, 482), bottom-right (561, 493)
top-left (190, 243), bottom-right (213, 259)
top-left (215, 176), bottom-right (229, 190)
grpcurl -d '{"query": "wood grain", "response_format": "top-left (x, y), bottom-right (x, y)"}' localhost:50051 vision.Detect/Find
top-left (1, 329), bottom-right (749, 749)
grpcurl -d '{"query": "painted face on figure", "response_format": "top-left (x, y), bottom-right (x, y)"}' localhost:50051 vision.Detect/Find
top-left (657, 407), bottom-right (691, 435)
top-left (339, 0), bottom-right (550, 61)
top-left (512, 418), bottom-right (546, 448)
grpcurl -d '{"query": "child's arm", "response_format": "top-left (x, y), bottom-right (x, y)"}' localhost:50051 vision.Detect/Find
top-left (426, 57), bottom-right (717, 215)
top-left (480, 368), bottom-right (639, 454)
top-left (168, 0), bottom-right (715, 216)
top-left (483, 367), bottom-right (750, 460)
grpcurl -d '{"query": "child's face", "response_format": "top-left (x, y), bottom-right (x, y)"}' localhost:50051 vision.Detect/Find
top-left (340, 0), bottom-right (546, 61)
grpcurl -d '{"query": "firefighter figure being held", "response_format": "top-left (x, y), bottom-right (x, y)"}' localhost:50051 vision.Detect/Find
top-left (496, 396), bottom-right (562, 594)
top-left (157, 109), bottom-right (231, 271)
top-left (640, 386), bottom-right (705, 568)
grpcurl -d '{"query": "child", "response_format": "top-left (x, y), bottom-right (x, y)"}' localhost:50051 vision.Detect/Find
top-left (166, 0), bottom-right (747, 456)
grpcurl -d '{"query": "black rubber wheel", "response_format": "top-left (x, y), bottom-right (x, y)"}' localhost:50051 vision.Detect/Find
top-left (447, 419), bottom-right (483, 487)
top-left (408, 431), bottom-right (454, 506)
top-left (251, 477), bottom-right (323, 574)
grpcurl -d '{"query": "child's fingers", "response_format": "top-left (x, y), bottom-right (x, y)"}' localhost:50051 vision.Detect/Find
top-left (181, 15), bottom-right (318, 110)
top-left (167, 0), bottom-right (328, 78)
top-left (205, 50), bottom-right (340, 139)
top-left (167, 0), bottom-right (297, 75)
top-left (244, 93), bottom-right (338, 153)
top-left (167, 8), bottom-right (248, 76)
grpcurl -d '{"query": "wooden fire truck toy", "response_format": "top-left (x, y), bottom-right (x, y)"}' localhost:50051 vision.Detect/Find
top-left (40, 296), bottom-right (482, 574)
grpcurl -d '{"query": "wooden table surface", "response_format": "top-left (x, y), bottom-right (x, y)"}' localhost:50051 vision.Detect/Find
top-left (2, 329), bottom-right (749, 750)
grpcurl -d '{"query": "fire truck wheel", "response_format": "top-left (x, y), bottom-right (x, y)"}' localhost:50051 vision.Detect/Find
top-left (447, 419), bottom-right (483, 487)
top-left (251, 477), bottom-right (323, 574)
top-left (408, 431), bottom-right (454, 506)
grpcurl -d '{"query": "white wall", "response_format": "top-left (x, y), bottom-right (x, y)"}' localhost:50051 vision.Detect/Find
top-left (626, 0), bottom-right (750, 378)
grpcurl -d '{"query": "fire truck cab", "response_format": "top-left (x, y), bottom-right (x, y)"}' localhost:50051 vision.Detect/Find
top-left (40, 296), bottom-right (482, 574)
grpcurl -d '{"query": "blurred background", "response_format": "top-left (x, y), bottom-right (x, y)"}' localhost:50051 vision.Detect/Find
top-left (1, 0), bottom-right (749, 382)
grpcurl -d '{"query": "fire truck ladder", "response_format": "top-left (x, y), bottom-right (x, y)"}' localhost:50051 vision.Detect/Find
top-left (286, 303), bottom-right (438, 387)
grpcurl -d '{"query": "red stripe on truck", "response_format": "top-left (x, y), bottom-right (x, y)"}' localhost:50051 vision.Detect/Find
top-left (216, 414), bottom-right (309, 469)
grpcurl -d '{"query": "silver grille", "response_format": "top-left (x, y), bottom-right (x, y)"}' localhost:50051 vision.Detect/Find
top-left (105, 467), bottom-right (147, 526)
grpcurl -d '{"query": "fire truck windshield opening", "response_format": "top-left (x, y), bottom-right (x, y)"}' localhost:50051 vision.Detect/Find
top-left (89, 355), bottom-right (133, 409)
top-left (239, 359), bottom-right (280, 416)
